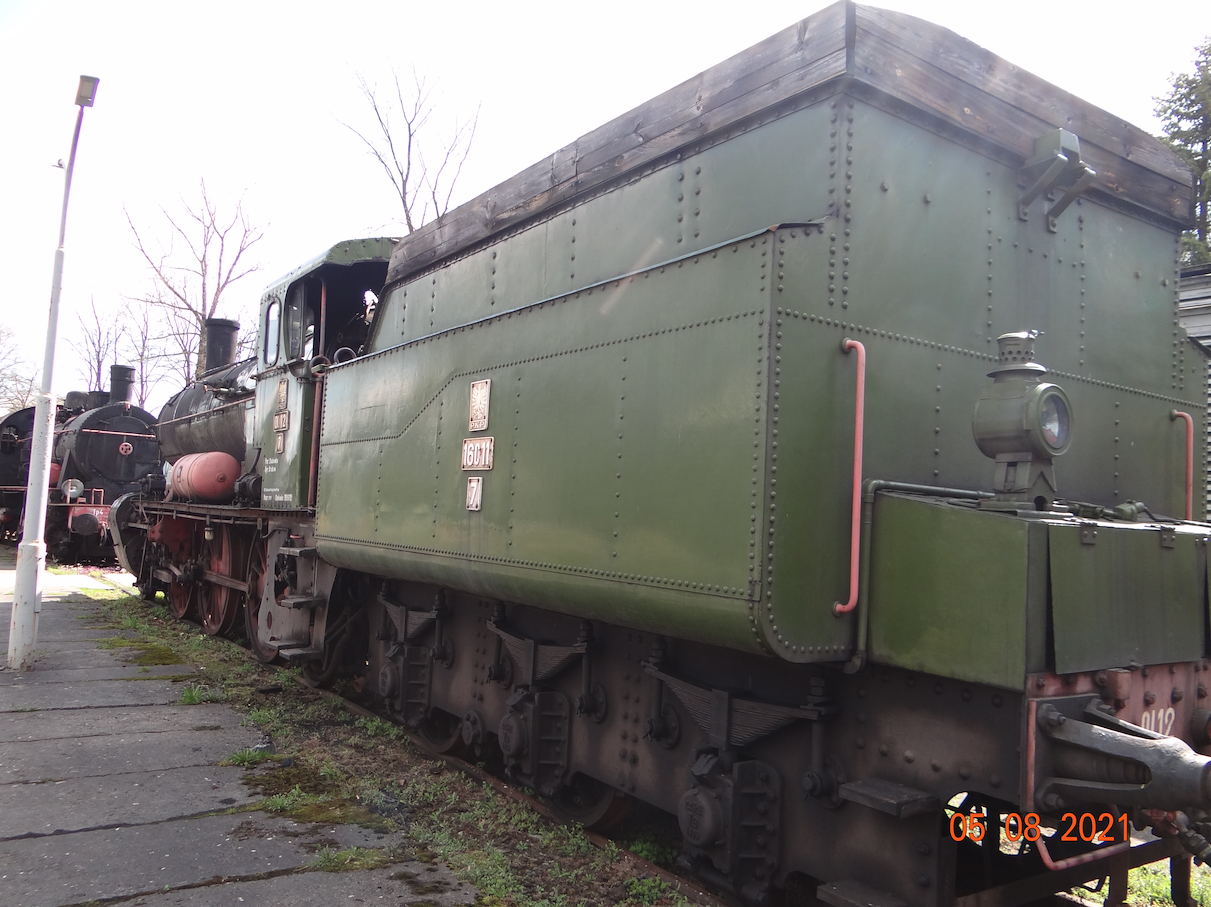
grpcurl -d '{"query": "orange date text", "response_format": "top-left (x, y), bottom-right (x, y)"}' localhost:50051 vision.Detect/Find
top-left (948, 811), bottom-right (1129, 844)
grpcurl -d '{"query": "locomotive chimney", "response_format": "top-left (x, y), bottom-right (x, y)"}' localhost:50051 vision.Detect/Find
top-left (109, 364), bottom-right (135, 405)
top-left (204, 318), bottom-right (240, 372)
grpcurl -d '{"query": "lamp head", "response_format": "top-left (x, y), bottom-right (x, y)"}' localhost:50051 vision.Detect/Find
top-left (76, 76), bottom-right (99, 108)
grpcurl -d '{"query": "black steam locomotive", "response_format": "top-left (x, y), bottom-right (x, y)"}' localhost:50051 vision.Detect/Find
top-left (0, 364), bottom-right (158, 562)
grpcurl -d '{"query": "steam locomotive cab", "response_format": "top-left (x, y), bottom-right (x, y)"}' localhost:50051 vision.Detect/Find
top-left (254, 241), bottom-right (394, 511)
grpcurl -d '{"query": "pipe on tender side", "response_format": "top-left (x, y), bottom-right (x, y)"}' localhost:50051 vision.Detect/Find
top-left (834, 338), bottom-right (866, 616)
top-left (1171, 410), bottom-right (1194, 521)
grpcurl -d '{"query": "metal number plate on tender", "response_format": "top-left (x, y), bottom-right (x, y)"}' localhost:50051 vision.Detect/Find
top-left (462, 437), bottom-right (494, 471)
top-left (466, 476), bottom-right (483, 511)
top-left (277, 379), bottom-right (288, 410)
top-left (273, 411), bottom-right (290, 432)
top-left (469, 379), bottom-right (491, 432)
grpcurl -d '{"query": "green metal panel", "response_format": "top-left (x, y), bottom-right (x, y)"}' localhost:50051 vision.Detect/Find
top-left (256, 370), bottom-right (313, 509)
top-left (1050, 521), bottom-right (1203, 674)
top-left (867, 494), bottom-right (1031, 690)
top-left (370, 103), bottom-right (836, 358)
top-left (319, 239), bottom-right (771, 652)
top-left (314, 85), bottom-right (1199, 665)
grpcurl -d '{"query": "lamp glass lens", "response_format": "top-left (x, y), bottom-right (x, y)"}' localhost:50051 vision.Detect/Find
top-left (1040, 393), bottom-right (1069, 450)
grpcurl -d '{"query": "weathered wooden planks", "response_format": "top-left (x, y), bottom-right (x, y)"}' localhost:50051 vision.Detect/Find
top-left (386, 1), bottom-right (1193, 287)
top-left (851, 5), bottom-right (1191, 223)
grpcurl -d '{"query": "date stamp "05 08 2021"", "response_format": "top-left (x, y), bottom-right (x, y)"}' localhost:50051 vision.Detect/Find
top-left (949, 811), bottom-right (1131, 844)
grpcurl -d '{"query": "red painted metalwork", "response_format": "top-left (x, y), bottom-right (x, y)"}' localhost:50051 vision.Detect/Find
top-left (168, 452), bottom-right (240, 502)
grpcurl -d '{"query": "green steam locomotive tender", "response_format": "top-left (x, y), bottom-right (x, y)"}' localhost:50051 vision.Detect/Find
top-left (114, 3), bottom-right (1211, 904)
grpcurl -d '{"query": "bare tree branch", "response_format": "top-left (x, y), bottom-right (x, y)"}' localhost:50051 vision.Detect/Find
top-left (0, 326), bottom-right (38, 416)
top-left (126, 180), bottom-right (263, 376)
top-left (69, 296), bottom-right (124, 392)
top-left (118, 297), bottom-right (175, 409)
top-left (344, 69), bottom-right (476, 233)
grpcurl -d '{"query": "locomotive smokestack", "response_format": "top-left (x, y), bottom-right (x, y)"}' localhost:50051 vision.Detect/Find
top-left (109, 365), bottom-right (135, 405)
top-left (204, 318), bottom-right (240, 372)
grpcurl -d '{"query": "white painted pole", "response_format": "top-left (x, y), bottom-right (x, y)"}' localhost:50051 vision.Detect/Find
top-left (8, 77), bottom-right (98, 671)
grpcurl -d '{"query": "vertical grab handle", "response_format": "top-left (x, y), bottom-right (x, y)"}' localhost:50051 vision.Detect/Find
top-left (1171, 410), bottom-right (1194, 521)
top-left (834, 339), bottom-right (866, 615)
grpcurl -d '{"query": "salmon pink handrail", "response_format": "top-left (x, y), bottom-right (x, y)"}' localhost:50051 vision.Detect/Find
top-left (1171, 410), bottom-right (1194, 521)
top-left (834, 339), bottom-right (866, 615)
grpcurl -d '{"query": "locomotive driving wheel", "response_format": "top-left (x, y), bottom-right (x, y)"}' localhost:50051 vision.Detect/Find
top-left (199, 525), bottom-right (247, 636)
top-left (168, 577), bottom-right (197, 621)
top-left (243, 537), bottom-right (279, 663)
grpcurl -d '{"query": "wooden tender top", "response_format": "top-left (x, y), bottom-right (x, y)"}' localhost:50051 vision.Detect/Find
top-left (386, 1), bottom-right (1192, 286)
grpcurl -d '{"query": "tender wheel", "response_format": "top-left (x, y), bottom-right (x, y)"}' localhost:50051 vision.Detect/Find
top-left (243, 537), bottom-right (278, 664)
top-left (417, 708), bottom-right (468, 756)
top-left (545, 773), bottom-right (633, 830)
top-left (199, 526), bottom-right (246, 636)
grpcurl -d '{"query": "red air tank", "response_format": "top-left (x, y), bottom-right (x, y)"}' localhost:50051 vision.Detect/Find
top-left (167, 452), bottom-right (240, 503)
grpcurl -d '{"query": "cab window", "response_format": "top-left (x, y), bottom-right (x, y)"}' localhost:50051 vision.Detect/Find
top-left (263, 300), bottom-right (280, 366)
top-left (284, 284), bottom-right (305, 360)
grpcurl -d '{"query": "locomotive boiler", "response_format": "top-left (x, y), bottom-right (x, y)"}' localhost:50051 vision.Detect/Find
top-left (112, 4), bottom-right (1211, 904)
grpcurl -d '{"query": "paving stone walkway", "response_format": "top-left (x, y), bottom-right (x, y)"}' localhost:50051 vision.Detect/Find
top-left (0, 549), bottom-right (476, 907)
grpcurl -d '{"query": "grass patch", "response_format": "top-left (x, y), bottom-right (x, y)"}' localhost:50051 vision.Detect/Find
top-left (126, 644), bottom-right (180, 665)
top-left (355, 715), bottom-right (408, 741)
top-left (262, 783), bottom-right (327, 813)
top-left (1077, 861), bottom-right (1211, 905)
top-left (180, 683), bottom-right (225, 704)
top-left (94, 636), bottom-right (182, 666)
top-left (244, 761), bottom-right (395, 831)
top-left (95, 635), bottom-right (139, 650)
top-left (628, 835), bottom-right (678, 867)
top-left (220, 748), bottom-right (278, 767)
top-left (623, 877), bottom-right (686, 906)
top-left (310, 846), bottom-right (398, 872)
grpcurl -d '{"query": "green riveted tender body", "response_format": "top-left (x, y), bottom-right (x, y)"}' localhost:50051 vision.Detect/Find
top-left (117, 3), bottom-right (1211, 904)
top-left (316, 2), bottom-right (1204, 683)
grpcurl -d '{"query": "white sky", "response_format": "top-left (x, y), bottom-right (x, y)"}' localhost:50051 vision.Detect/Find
top-left (0, 0), bottom-right (1205, 412)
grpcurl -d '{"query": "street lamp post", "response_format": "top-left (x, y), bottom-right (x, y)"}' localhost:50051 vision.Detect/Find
top-left (7, 75), bottom-right (100, 671)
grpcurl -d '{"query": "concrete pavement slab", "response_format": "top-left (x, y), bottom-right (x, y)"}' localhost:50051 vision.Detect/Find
top-left (0, 665), bottom-right (193, 685)
top-left (0, 570), bottom-right (126, 597)
top-left (0, 811), bottom-right (405, 907)
top-left (0, 724), bottom-right (264, 783)
top-left (0, 559), bottom-right (478, 907)
top-left (0, 678), bottom-right (188, 711)
top-left (0, 704), bottom-right (248, 742)
top-left (0, 765), bottom-right (260, 840)
top-left (6, 645), bottom-right (157, 670)
top-left (0, 627), bottom-right (140, 645)
top-left (120, 864), bottom-right (476, 907)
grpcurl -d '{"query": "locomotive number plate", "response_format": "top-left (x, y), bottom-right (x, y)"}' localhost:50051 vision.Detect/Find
top-left (273, 411), bottom-right (290, 432)
top-left (466, 477), bottom-right (483, 511)
top-left (461, 437), bottom-right (494, 470)
top-left (469, 379), bottom-right (491, 432)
